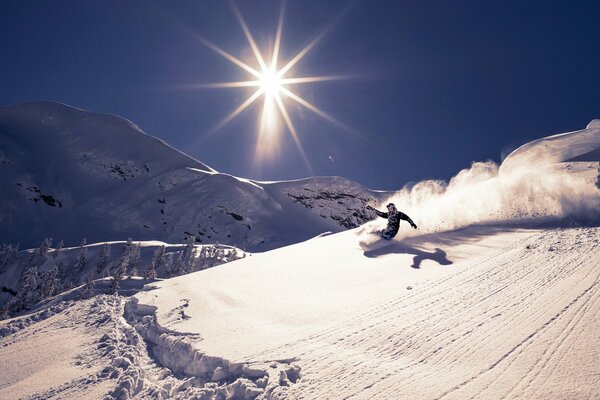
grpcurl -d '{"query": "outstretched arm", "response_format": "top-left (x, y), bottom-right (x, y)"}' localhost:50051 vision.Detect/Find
top-left (366, 205), bottom-right (387, 219)
top-left (399, 212), bottom-right (418, 229)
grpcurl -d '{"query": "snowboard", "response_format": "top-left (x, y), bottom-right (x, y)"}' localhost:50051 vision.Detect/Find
top-left (357, 228), bottom-right (394, 252)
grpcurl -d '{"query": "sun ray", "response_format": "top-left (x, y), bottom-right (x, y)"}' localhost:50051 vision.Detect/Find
top-left (280, 75), bottom-right (353, 85)
top-left (278, 0), bottom-right (358, 77)
top-left (230, 1), bottom-right (268, 72)
top-left (271, 1), bottom-right (285, 70)
top-left (169, 81), bottom-right (262, 90)
top-left (190, 34), bottom-right (261, 78)
top-left (273, 93), bottom-right (313, 173)
top-left (207, 88), bottom-right (264, 137)
top-left (187, 1), bottom-right (356, 171)
top-left (278, 33), bottom-right (323, 77)
top-left (279, 87), bottom-right (347, 130)
top-left (280, 87), bottom-right (362, 139)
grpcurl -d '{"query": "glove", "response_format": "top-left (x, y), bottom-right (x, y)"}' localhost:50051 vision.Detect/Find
top-left (365, 205), bottom-right (373, 210)
top-left (411, 222), bottom-right (418, 229)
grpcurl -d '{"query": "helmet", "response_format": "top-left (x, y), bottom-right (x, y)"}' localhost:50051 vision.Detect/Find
top-left (386, 203), bottom-right (396, 209)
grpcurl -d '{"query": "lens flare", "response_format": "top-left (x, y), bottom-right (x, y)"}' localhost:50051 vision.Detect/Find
top-left (184, 1), bottom-right (352, 171)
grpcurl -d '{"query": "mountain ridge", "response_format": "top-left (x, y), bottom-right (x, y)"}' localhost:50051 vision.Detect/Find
top-left (0, 102), bottom-right (388, 251)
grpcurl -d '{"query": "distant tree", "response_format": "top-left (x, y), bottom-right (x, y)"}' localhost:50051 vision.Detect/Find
top-left (109, 240), bottom-right (132, 295)
top-left (145, 245), bottom-right (165, 280)
top-left (196, 246), bottom-right (206, 270)
top-left (119, 238), bottom-right (134, 273)
top-left (96, 243), bottom-right (111, 275)
top-left (53, 240), bottom-right (64, 259)
top-left (24, 238), bottom-right (51, 272)
top-left (19, 265), bottom-right (41, 309)
top-left (229, 247), bottom-right (239, 261)
top-left (80, 276), bottom-right (96, 299)
top-left (39, 238), bottom-right (52, 266)
top-left (1, 297), bottom-right (23, 319)
top-left (128, 242), bottom-right (141, 278)
top-left (56, 259), bottom-right (70, 289)
top-left (215, 244), bottom-right (225, 261)
top-left (23, 249), bottom-right (37, 273)
top-left (182, 237), bottom-right (196, 274)
top-left (173, 248), bottom-right (185, 276)
top-left (71, 238), bottom-right (87, 287)
top-left (163, 253), bottom-right (174, 277)
top-left (109, 268), bottom-right (123, 295)
top-left (41, 266), bottom-right (61, 299)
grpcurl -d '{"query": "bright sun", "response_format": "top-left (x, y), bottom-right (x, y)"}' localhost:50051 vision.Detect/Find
top-left (186, 1), bottom-right (350, 170)
top-left (260, 68), bottom-right (282, 97)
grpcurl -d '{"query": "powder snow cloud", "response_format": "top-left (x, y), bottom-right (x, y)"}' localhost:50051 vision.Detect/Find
top-left (361, 121), bottom-right (600, 242)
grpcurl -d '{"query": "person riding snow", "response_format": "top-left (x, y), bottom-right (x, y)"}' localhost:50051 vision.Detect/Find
top-left (366, 203), bottom-right (417, 240)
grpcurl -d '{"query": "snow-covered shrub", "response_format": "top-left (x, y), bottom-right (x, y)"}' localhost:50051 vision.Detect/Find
top-left (96, 243), bottom-right (111, 276)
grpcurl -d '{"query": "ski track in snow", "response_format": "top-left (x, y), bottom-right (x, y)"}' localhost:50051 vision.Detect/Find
top-left (238, 228), bottom-right (600, 399)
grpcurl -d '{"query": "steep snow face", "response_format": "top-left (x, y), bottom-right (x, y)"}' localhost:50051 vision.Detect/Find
top-left (0, 103), bottom-right (387, 250)
top-left (501, 120), bottom-right (600, 171)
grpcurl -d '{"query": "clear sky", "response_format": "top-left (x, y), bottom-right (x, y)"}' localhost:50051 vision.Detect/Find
top-left (1, 0), bottom-right (599, 189)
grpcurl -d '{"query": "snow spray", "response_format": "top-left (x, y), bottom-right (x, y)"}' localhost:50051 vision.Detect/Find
top-left (358, 122), bottom-right (600, 246)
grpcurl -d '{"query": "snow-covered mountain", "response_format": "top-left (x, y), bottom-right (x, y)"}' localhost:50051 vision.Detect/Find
top-left (0, 107), bottom-right (599, 399)
top-left (0, 102), bottom-right (387, 251)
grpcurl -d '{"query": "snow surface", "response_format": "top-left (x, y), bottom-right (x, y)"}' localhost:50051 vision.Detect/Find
top-left (127, 225), bottom-right (600, 399)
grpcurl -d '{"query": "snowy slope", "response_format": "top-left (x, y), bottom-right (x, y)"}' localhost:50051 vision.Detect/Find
top-left (0, 102), bottom-right (386, 251)
top-left (2, 226), bottom-right (598, 399)
top-left (0, 117), bottom-right (598, 399)
top-left (121, 226), bottom-right (600, 399)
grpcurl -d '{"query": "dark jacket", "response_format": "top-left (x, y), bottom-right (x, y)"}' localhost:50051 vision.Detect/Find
top-left (374, 208), bottom-right (415, 235)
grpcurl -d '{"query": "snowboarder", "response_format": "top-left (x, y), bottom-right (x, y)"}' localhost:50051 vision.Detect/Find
top-left (366, 203), bottom-right (417, 240)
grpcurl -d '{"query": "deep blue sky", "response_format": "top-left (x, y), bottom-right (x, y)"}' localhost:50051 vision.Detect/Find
top-left (1, 0), bottom-right (599, 190)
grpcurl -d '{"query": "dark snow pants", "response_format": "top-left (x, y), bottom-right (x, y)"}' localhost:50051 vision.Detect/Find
top-left (381, 227), bottom-right (398, 240)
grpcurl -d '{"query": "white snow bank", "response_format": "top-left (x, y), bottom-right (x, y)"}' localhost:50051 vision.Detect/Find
top-left (124, 297), bottom-right (301, 399)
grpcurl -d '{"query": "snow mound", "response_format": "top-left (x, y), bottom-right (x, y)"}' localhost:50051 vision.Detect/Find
top-left (501, 119), bottom-right (600, 171)
top-left (123, 298), bottom-right (301, 399)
